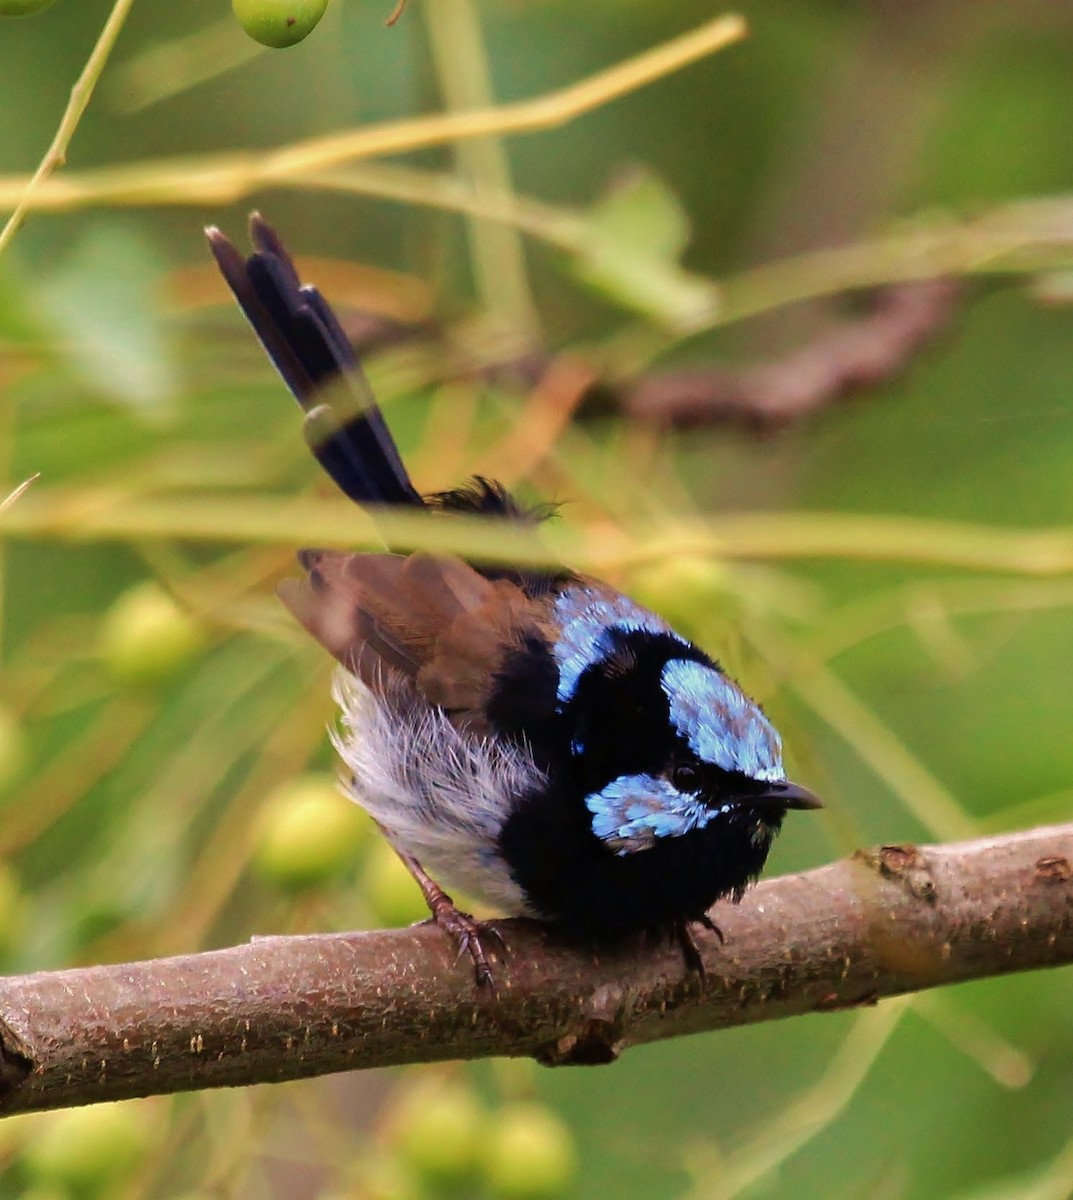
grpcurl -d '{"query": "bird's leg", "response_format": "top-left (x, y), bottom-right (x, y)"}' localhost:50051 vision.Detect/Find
top-left (672, 914), bottom-right (724, 978)
top-left (673, 919), bottom-right (706, 977)
top-left (695, 911), bottom-right (725, 945)
top-left (393, 848), bottom-right (505, 992)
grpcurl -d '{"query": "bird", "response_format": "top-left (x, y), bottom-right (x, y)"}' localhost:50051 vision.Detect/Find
top-left (206, 214), bottom-right (821, 989)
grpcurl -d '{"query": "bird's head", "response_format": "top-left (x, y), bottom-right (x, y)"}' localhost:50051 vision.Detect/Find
top-left (559, 611), bottom-right (821, 858)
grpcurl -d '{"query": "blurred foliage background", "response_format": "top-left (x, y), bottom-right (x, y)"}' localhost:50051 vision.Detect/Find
top-left (1, 1), bottom-right (1073, 1198)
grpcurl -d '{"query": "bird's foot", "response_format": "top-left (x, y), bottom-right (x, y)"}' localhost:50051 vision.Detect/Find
top-left (424, 901), bottom-right (507, 994)
top-left (391, 847), bottom-right (506, 992)
top-left (695, 911), bottom-right (725, 944)
top-left (672, 914), bottom-right (724, 978)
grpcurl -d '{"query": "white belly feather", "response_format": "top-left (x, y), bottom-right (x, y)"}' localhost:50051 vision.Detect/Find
top-left (331, 671), bottom-right (541, 915)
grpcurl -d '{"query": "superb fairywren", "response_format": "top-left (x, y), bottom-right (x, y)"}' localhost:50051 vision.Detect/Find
top-left (207, 215), bottom-right (821, 987)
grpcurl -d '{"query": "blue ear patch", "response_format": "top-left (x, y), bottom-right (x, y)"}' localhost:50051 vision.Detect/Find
top-left (586, 773), bottom-right (730, 855)
top-left (661, 658), bottom-right (783, 781)
top-left (553, 586), bottom-right (680, 704)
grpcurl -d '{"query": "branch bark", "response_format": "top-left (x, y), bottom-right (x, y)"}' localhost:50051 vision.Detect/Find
top-left (2, 824), bottom-right (1071, 1115)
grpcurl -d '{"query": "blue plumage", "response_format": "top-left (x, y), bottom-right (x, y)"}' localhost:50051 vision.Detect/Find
top-left (586, 774), bottom-right (729, 854)
top-left (552, 586), bottom-right (674, 704)
top-left (661, 658), bottom-right (784, 782)
top-left (208, 215), bottom-right (821, 988)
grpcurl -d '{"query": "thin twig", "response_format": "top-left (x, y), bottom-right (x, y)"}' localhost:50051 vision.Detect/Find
top-left (0, 15), bottom-right (746, 216)
top-left (0, 824), bottom-right (1069, 1115)
top-left (262, 13), bottom-right (746, 177)
top-left (0, 475), bottom-right (38, 515)
top-left (0, 0), bottom-right (137, 256)
top-left (424, 0), bottom-right (542, 340)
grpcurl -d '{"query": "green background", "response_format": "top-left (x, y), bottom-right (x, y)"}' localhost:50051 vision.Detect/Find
top-left (1, 2), bottom-right (1072, 1198)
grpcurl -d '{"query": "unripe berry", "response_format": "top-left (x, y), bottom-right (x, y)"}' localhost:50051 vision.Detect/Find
top-left (99, 582), bottom-right (205, 686)
top-left (483, 1102), bottom-right (577, 1198)
top-left (383, 1075), bottom-right (486, 1189)
top-left (362, 840), bottom-right (430, 927)
top-left (20, 1102), bottom-right (154, 1190)
top-left (628, 554), bottom-right (728, 635)
top-left (253, 774), bottom-right (371, 889)
top-left (231, 0), bottom-right (329, 47)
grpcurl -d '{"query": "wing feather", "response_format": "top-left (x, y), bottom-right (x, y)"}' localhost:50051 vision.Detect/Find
top-left (278, 550), bottom-right (548, 731)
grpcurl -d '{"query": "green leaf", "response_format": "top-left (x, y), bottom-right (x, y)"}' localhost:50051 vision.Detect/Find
top-left (571, 166), bottom-right (720, 332)
top-left (35, 224), bottom-right (177, 417)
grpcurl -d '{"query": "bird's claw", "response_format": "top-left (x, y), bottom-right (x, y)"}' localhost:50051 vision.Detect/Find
top-left (673, 915), bottom-right (724, 978)
top-left (694, 912), bottom-right (725, 945)
top-left (423, 904), bottom-right (506, 994)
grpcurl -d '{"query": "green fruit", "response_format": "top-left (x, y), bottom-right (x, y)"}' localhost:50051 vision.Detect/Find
top-left (362, 840), bottom-right (429, 927)
top-left (253, 774), bottom-right (371, 889)
top-left (21, 1101), bottom-right (153, 1189)
top-left (0, 0), bottom-right (58, 16)
top-left (628, 554), bottom-right (728, 634)
top-left (384, 1075), bottom-right (486, 1188)
top-left (483, 1103), bottom-right (577, 1199)
top-left (232, 0), bottom-right (329, 47)
top-left (99, 582), bottom-right (206, 686)
top-left (350, 1149), bottom-right (428, 1200)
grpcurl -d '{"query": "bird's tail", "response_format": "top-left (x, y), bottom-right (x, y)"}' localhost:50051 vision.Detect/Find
top-left (206, 214), bottom-right (424, 509)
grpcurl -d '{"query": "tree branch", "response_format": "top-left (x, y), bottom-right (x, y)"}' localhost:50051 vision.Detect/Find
top-left (619, 279), bottom-right (963, 428)
top-left (1, 824), bottom-right (1071, 1115)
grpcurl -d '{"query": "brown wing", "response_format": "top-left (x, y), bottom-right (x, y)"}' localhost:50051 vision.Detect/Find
top-left (278, 549), bottom-right (549, 731)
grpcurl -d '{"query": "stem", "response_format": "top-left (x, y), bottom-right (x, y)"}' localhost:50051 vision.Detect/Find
top-left (423, 0), bottom-right (541, 340)
top-left (0, 0), bottom-right (137, 256)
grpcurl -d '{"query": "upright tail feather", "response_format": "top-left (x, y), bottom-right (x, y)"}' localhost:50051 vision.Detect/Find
top-left (206, 214), bottom-right (423, 509)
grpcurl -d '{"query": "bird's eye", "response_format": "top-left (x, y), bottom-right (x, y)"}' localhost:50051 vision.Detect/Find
top-left (672, 763), bottom-right (701, 792)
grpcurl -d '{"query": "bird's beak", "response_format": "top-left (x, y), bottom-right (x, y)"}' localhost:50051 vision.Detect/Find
top-left (751, 780), bottom-right (823, 812)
